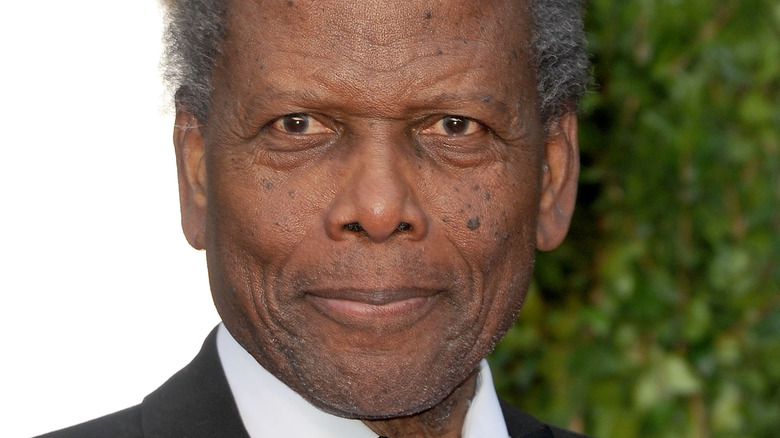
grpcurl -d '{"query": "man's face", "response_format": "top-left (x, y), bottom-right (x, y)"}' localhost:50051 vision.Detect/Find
top-left (175, 0), bottom-right (577, 419)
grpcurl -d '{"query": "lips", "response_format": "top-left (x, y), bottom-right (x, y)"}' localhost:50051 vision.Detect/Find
top-left (304, 287), bottom-right (442, 324)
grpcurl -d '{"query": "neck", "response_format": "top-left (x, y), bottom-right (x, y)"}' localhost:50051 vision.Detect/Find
top-left (361, 371), bottom-right (478, 438)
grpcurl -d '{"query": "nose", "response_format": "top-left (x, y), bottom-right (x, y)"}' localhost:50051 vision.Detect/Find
top-left (324, 143), bottom-right (428, 243)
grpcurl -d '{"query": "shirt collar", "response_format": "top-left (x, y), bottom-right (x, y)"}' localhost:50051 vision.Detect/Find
top-left (217, 323), bottom-right (509, 438)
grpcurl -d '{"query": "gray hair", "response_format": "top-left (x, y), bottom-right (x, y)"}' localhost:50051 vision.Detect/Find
top-left (161, 0), bottom-right (589, 128)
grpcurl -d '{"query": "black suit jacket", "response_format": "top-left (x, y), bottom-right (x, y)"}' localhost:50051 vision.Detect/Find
top-left (37, 329), bottom-right (587, 438)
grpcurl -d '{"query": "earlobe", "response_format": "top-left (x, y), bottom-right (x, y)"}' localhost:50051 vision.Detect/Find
top-left (536, 112), bottom-right (580, 251)
top-left (173, 107), bottom-right (208, 250)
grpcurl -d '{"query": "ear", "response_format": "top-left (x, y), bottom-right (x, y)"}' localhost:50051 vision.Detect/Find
top-left (536, 112), bottom-right (580, 251)
top-left (173, 107), bottom-right (207, 250)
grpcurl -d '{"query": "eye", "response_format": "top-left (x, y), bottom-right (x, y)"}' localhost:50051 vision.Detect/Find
top-left (272, 113), bottom-right (332, 135)
top-left (422, 115), bottom-right (484, 137)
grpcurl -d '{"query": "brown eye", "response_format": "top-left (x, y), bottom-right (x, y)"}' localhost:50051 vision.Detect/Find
top-left (442, 116), bottom-right (469, 136)
top-left (272, 113), bottom-right (332, 135)
top-left (422, 115), bottom-right (484, 137)
top-left (282, 114), bottom-right (309, 133)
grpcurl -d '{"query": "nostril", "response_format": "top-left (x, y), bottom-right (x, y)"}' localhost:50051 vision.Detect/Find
top-left (344, 222), bottom-right (363, 232)
top-left (395, 222), bottom-right (412, 232)
top-left (343, 221), bottom-right (412, 234)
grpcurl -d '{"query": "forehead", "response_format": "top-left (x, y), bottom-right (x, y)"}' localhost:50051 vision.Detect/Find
top-left (213, 0), bottom-right (537, 122)
top-left (223, 0), bottom-right (530, 39)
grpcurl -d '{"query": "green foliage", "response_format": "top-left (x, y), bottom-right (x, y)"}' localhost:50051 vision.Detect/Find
top-left (490, 1), bottom-right (780, 436)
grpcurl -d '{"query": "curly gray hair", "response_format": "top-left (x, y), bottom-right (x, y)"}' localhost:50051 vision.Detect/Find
top-left (161, 0), bottom-right (589, 128)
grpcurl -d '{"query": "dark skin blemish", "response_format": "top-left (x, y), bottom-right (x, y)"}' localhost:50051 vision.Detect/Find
top-left (424, 10), bottom-right (432, 19)
top-left (484, 192), bottom-right (491, 200)
top-left (482, 95), bottom-right (491, 103)
top-left (442, 217), bottom-right (450, 223)
top-left (465, 203), bottom-right (471, 209)
top-left (287, 0), bottom-right (293, 6)
top-left (262, 178), bottom-right (274, 189)
top-left (472, 184), bottom-right (479, 191)
top-left (453, 186), bottom-right (460, 192)
top-left (467, 217), bottom-right (481, 230)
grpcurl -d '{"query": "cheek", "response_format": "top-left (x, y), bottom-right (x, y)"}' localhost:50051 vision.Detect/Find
top-left (434, 164), bottom-right (541, 268)
top-left (205, 160), bottom-right (328, 262)
top-left (203, 161), bottom-right (335, 333)
top-left (434, 163), bottom-right (542, 327)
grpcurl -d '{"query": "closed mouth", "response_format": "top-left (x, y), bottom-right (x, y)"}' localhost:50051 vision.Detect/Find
top-left (304, 287), bottom-right (443, 321)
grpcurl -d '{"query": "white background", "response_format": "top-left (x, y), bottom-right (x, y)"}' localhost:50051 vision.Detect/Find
top-left (1, 2), bottom-right (220, 436)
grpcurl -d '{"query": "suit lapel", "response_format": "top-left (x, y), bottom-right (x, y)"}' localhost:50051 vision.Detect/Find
top-left (500, 398), bottom-right (554, 438)
top-left (140, 327), bottom-right (251, 438)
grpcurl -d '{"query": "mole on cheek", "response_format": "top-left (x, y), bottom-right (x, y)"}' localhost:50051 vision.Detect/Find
top-left (414, 143), bottom-right (423, 159)
top-left (466, 217), bottom-right (481, 230)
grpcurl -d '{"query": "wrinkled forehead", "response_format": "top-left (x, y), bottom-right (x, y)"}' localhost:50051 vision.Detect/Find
top-left (220, 0), bottom-right (534, 66)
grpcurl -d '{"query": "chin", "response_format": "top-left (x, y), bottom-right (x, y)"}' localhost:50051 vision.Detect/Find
top-left (303, 382), bottom-right (459, 421)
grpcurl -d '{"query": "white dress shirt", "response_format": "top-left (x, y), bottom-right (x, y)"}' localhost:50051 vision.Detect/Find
top-left (217, 324), bottom-right (510, 438)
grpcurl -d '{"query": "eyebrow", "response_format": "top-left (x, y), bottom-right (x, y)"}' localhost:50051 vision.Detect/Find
top-left (243, 86), bottom-right (519, 128)
top-left (409, 92), bottom-right (514, 116)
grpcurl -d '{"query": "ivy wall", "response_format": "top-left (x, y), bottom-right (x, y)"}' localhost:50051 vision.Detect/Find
top-left (490, 1), bottom-right (780, 437)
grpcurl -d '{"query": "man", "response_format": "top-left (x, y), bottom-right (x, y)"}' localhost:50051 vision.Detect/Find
top-left (40, 0), bottom-right (589, 436)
